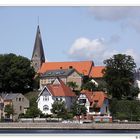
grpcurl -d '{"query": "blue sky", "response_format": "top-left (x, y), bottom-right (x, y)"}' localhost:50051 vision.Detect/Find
top-left (0, 7), bottom-right (140, 67)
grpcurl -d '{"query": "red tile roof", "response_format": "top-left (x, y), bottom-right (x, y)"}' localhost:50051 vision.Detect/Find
top-left (47, 78), bottom-right (76, 97)
top-left (89, 66), bottom-right (105, 78)
top-left (81, 90), bottom-right (107, 108)
top-left (38, 61), bottom-right (94, 76)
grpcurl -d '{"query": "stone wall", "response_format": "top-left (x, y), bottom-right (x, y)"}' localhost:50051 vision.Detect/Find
top-left (0, 122), bottom-right (140, 130)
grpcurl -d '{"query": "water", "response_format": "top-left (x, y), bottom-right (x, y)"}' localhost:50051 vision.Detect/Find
top-left (0, 129), bottom-right (140, 134)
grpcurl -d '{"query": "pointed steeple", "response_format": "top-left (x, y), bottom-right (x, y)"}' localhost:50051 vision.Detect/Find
top-left (31, 25), bottom-right (45, 72)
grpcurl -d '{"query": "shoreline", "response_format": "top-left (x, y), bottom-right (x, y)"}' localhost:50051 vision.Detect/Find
top-left (0, 122), bottom-right (140, 130)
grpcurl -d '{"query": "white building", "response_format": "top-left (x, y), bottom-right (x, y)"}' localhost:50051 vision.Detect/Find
top-left (78, 90), bottom-right (110, 116)
top-left (37, 78), bottom-right (76, 114)
top-left (134, 69), bottom-right (140, 99)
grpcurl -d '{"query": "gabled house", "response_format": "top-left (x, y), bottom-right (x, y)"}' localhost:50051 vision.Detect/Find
top-left (0, 93), bottom-right (29, 121)
top-left (78, 90), bottom-right (110, 116)
top-left (39, 68), bottom-right (82, 90)
top-left (37, 78), bottom-right (76, 114)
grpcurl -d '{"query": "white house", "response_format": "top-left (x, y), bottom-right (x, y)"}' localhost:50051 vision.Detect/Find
top-left (78, 90), bottom-right (110, 116)
top-left (37, 78), bottom-right (76, 114)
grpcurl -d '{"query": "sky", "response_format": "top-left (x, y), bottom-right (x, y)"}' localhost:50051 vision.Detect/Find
top-left (0, 6), bottom-right (140, 67)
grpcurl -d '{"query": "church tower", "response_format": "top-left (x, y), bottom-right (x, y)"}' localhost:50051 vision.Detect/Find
top-left (31, 25), bottom-right (45, 72)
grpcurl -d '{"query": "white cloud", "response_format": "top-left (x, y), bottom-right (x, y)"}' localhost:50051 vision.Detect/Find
top-left (68, 37), bottom-right (140, 66)
top-left (68, 37), bottom-right (106, 62)
top-left (89, 7), bottom-right (140, 21)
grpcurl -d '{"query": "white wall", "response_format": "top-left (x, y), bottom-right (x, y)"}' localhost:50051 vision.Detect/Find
top-left (38, 95), bottom-right (75, 114)
top-left (38, 95), bottom-right (54, 114)
top-left (135, 80), bottom-right (140, 99)
top-left (78, 94), bottom-right (90, 112)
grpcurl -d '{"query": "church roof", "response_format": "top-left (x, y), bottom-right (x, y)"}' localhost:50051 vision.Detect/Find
top-left (38, 61), bottom-right (94, 76)
top-left (31, 25), bottom-right (45, 62)
top-left (40, 68), bottom-right (80, 78)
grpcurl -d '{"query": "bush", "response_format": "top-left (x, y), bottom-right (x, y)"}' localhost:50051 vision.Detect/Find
top-left (110, 99), bottom-right (140, 121)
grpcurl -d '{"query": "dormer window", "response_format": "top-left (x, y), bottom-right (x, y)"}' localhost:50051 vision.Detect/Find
top-left (69, 66), bottom-right (73, 69)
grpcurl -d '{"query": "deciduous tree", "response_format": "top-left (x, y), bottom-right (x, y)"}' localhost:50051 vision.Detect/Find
top-left (0, 53), bottom-right (35, 93)
top-left (103, 54), bottom-right (138, 99)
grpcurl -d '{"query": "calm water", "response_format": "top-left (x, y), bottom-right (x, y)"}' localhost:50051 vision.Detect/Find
top-left (0, 129), bottom-right (140, 134)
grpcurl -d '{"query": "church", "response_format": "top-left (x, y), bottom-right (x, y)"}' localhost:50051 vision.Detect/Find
top-left (31, 25), bottom-right (105, 79)
top-left (31, 26), bottom-right (111, 121)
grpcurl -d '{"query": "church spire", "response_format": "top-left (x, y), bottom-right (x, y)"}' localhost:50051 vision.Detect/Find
top-left (31, 25), bottom-right (45, 72)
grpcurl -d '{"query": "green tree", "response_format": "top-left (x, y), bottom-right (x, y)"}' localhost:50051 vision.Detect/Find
top-left (71, 101), bottom-right (87, 116)
top-left (24, 97), bottom-right (42, 118)
top-left (51, 99), bottom-right (67, 118)
top-left (25, 106), bottom-right (42, 118)
top-left (0, 53), bottom-right (35, 93)
top-left (67, 81), bottom-right (78, 91)
top-left (81, 76), bottom-right (106, 91)
top-left (103, 54), bottom-right (138, 99)
top-left (4, 104), bottom-right (14, 120)
top-left (82, 81), bottom-right (97, 91)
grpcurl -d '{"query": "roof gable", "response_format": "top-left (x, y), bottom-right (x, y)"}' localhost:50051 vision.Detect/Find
top-left (80, 90), bottom-right (107, 108)
top-left (38, 86), bottom-right (52, 97)
top-left (46, 78), bottom-right (76, 97)
top-left (52, 78), bottom-right (60, 85)
top-left (90, 66), bottom-right (105, 78)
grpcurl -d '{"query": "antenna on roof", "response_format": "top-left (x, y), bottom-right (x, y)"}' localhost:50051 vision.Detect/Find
top-left (37, 16), bottom-right (40, 25)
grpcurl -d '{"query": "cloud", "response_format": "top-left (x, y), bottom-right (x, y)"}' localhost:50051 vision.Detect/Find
top-left (68, 37), bottom-right (140, 66)
top-left (89, 7), bottom-right (140, 33)
top-left (68, 37), bottom-right (106, 62)
top-left (89, 7), bottom-right (140, 21)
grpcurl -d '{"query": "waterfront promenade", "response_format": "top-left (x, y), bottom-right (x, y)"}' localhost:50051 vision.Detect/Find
top-left (0, 122), bottom-right (140, 130)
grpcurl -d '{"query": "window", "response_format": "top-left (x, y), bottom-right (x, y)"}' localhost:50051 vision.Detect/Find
top-left (79, 99), bottom-right (86, 104)
top-left (94, 100), bottom-right (98, 106)
top-left (20, 106), bottom-right (22, 111)
top-left (43, 96), bottom-right (49, 101)
top-left (69, 66), bottom-right (73, 69)
top-left (19, 98), bottom-right (21, 101)
top-left (43, 105), bottom-right (49, 111)
top-left (48, 79), bottom-right (52, 83)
